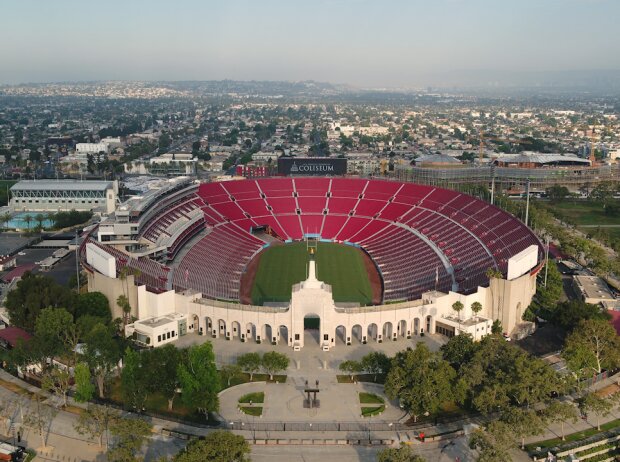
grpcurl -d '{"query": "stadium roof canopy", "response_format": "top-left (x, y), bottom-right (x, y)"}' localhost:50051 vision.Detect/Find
top-left (493, 152), bottom-right (591, 166)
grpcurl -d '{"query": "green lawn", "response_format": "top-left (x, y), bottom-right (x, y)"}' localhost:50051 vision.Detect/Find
top-left (525, 418), bottom-right (620, 451)
top-left (359, 392), bottom-right (385, 404)
top-left (240, 406), bottom-right (263, 416)
top-left (361, 405), bottom-right (385, 417)
top-left (544, 200), bottom-right (620, 226)
top-left (251, 242), bottom-right (374, 305)
top-left (239, 392), bottom-right (264, 404)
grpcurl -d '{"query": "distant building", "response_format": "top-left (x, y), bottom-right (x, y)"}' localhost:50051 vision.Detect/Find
top-left (492, 152), bottom-right (591, 168)
top-left (76, 142), bottom-right (110, 155)
top-left (9, 180), bottom-right (117, 214)
top-left (236, 164), bottom-right (271, 178)
top-left (251, 151), bottom-right (279, 162)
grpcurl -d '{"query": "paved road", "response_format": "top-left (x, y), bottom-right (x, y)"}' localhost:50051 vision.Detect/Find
top-left (0, 365), bottom-right (618, 461)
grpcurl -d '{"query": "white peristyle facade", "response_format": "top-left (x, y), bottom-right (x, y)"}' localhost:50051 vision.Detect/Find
top-left (89, 250), bottom-right (540, 350)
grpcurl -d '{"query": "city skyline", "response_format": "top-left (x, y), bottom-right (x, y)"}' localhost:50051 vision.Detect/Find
top-left (2, 0), bottom-right (620, 88)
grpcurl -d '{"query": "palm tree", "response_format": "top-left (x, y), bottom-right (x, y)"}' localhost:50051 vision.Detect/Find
top-left (35, 213), bottom-right (45, 230)
top-left (45, 212), bottom-right (56, 229)
top-left (1, 212), bottom-right (11, 230)
top-left (471, 301), bottom-right (483, 321)
top-left (23, 214), bottom-right (33, 230)
top-left (452, 301), bottom-right (464, 334)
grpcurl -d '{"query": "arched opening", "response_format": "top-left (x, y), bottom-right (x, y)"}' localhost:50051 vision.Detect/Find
top-left (218, 319), bottom-right (227, 339)
top-left (231, 321), bottom-right (241, 340)
top-left (398, 320), bottom-right (408, 338)
top-left (367, 323), bottom-right (378, 342)
top-left (426, 315), bottom-right (433, 334)
top-left (351, 324), bottom-right (363, 344)
top-left (413, 317), bottom-right (421, 335)
top-left (278, 325), bottom-right (289, 345)
top-left (262, 324), bottom-right (274, 345)
top-left (335, 325), bottom-right (347, 345)
top-left (245, 323), bottom-right (256, 343)
top-left (382, 322), bottom-right (393, 341)
top-left (304, 314), bottom-right (320, 346)
top-left (205, 316), bottom-right (213, 337)
top-left (191, 314), bottom-right (199, 334)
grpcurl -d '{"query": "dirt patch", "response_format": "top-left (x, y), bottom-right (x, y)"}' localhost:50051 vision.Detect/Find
top-left (240, 252), bottom-right (262, 305)
top-left (359, 248), bottom-right (383, 305)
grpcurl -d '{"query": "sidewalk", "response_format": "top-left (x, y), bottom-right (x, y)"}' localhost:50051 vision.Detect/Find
top-left (0, 368), bottom-right (618, 461)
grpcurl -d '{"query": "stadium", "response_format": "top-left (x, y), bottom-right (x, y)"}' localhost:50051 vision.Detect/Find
top-left (82, 175), bottom-right (544, 350)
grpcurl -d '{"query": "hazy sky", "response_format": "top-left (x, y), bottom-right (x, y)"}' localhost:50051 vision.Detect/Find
top-left (1, 0), bottom-right (619, 87)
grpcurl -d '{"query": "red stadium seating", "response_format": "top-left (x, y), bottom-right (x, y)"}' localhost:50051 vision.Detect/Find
top-left (101, 178), bottom-right (543, 302)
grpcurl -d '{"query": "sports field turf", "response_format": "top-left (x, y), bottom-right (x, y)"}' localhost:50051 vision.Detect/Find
top-left (250, 242), bottom-right (374, 306)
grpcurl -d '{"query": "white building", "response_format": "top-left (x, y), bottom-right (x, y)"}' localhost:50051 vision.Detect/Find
top-left (76, 142), bottom-right (110, 155)
top-left (10, 180), bottom-right (117, 214)
top-left (126, 152), bottom-right (196, 176)
top-left (125, 313), bottom-right (190, 348)
top-left (252, 151), bottom-right (279, 162)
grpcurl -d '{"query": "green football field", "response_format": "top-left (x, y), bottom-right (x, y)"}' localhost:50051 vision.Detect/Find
top-left (250, 242), bottom-right (374, 306)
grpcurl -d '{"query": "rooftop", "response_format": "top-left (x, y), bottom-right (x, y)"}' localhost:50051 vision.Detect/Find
top-left (573, 275), bottom-right (616, 301)
top-left (10, 179), bottom-right (114, 192)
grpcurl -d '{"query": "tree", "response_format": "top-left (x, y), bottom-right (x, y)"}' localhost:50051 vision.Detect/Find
top-left (120, 348), bottom-right (148, 411)
top-left (440, 333), bottom-right (476, 369)
top-left (261, 351), bottom-right (289, 380)
top-left (471, 301), bottom-right (483, 320)
top-left (502, 407), bottom-right (545, 449)
top-left (339, 360), bottom-right (362, 381)
top-left (543, 400), bottom-right (579, 441)
top-left (41, 367), bottom-right (72, 408)
top-left (173, 430), bottom-right (250, 462)
top-left (75, 292), bottom-right (111, 322)
top-left (34, 213), bottom-right (45, 230)
top-left (23, 214), bottom-right (32, 230)
top-left (462, 336), bottom-right (563, 414)
top-left (528, 260), bottom-right (563, 319)
top-left (83, 323), bottom-right (121, 398)
top-left (562, 319), bottom-right (620, 380)
top-left (546, 185), bottom-right (570, 202)
top-left (34, 307), bottom-right (74, 361)
top-left (552, 300), bottom-right (611, 331)
top-left (219, 364), bottom-right (243, 387)
top-left (108, 417), bottom-right (152, 462)
top-left (23, 394), bottom-right (58, 449)
top-left (74, 362), bottom-right (96, 403)
top-left (0, 212), bottom-right (11, 230)
top-left (73, 404), bottom-right (117, 448)
top-left (237, 352), bottom-right (261, 381)
top-left (177, 342), bottom-right (220, 418)
top-left (116, 295), bottom-right (132, 328)
top-left (577, 392), bottom-right (614, 430)
top-left (145, 344), bottom-right (180, 410)
top-left (385, 343), bottom-right (457, 422)
top-left (6, 272), bottom-right (77, 331)
top-left (451, 301), bottom-right (464, 325)
top-left (360, 351), bottom-right (391, 382)
top-left (377, 445), bottom-right (426, 462)
top-left (491, 319), bottom-right (502, 335)
top-left (469, 420), bottom-right (516, 462)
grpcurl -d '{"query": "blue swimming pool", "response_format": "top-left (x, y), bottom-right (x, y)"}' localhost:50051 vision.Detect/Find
top-left (6, 213), bottom-right (55, 230)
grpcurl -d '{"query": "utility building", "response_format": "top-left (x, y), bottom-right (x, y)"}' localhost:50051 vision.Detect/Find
top-left (9, 180), bottom-right (117, 214)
